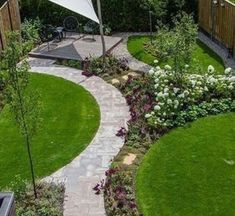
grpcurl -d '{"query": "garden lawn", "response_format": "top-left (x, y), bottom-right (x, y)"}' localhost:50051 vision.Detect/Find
top-left (136, 113), bottom-right (235, 216)
top-left (0, 73), bottom-right (100, 188)
top-left (128, 36), bottom-right (225, 74)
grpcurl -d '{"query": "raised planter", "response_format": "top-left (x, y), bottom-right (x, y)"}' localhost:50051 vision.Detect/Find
top-left (0, 193), bottom-right (16, 216)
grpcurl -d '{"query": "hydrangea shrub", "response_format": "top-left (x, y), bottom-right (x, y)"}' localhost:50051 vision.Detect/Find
top-left (146, 64), bottom-right (235, 128)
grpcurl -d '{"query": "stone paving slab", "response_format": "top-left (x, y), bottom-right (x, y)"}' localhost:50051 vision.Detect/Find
top-left (29, 58), bottom-right (130, 216)
top-left (29, 34), bottom-right (122, 61)
top-left (112, 32), bottom-right (152, 73)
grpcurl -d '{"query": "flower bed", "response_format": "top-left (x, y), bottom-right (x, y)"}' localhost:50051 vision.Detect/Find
top-left (146, 65), bottom-right (235, 128)
top-left (101, 63), bottom-right (235, 215)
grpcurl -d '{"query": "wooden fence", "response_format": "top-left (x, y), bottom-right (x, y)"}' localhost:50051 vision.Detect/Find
top-left (0, 0), bottom-right (21, 51)
top-left (199, 0), bottom-right (235, 57)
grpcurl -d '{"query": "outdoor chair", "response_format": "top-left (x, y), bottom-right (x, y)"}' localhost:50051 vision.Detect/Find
top-left (39, 25), bottom-right (59, 51)
top-left (63, 16), bottom-right (80, 37)
top-left (83, 20), bottom-right (98, 41)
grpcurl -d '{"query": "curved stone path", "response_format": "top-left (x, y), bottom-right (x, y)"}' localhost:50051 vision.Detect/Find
top-left (112, 32), bottom-right (152, 72)
top-left (28, 58), bottom-right (130, 216)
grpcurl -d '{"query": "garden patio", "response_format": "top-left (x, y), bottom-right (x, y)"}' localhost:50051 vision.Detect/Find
top-left (29, 34), bottom-right (123, 61)
top-left (0, 0), bottom-right (235, 216)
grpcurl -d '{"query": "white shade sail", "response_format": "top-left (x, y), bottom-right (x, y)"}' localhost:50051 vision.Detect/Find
top-left (48, 0), bottom-right (99, 23)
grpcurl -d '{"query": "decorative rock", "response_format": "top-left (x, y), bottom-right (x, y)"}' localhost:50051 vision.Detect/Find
top-left (128, 72), bottom-right (139, 77)
top-left (123, 153), bottom-right (137, 165)
top-left (111, 78), bottom-right (120, 85)
top-left (122, 75), bottom-right (129, 81)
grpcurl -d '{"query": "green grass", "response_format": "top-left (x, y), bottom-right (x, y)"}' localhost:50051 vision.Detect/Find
top-left (127, 36), bottom-right (225, 74)
top-left (0, 73), bottom-right (100, 187)
top-left (136, 113), bottom-right (235, 216)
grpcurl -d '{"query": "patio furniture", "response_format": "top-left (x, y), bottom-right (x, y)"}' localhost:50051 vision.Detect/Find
top-left (56, 27), bottom-right (65, 40)
top-left (83, 20), bottom-right (98, 41)
top-left (39, 25), bottom-right (58, 51)
top-left (63, 16), bottom-right (80, 37)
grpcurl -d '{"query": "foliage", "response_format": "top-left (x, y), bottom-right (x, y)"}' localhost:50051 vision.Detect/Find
top-left (103, 168), bottom-right (139, 216)
top-left (19, 0), bottom-right (197, 32)
top-left (146, 65), bottom-right (235, 129)
top-left (148, 13), bottom-right (198, 78)
top-left (102, 64), bottom-right (234, 215)
top-left (136, 113), bottom-right (235, 216)
top-left (85, 55), bottom-right (129, 78)
top-left (3, 32), bottom-right (42, 197)
top-left (8, 176), bottom-right (64, 216)
top-left (21, 18), bottom-right (42, 54)
top-left (57, 59), bottom-right (82, 70)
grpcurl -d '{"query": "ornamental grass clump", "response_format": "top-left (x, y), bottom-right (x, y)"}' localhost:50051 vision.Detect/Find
top-left (145, 64), bottom-right (235, 128)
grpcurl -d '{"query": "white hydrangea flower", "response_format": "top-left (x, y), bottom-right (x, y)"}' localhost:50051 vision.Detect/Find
top-left (154, 105), bottom-right (161, 111)
top-left (154, 84), bottom-right (159, 89)
top-left (163, 92), bottom-right (169, 97)
top-left (225, 67), bottom-right (232, 75)
top-left (229, 76), bottom-right (235, 82)
top-left (173, 88), bottom-right (180, 94)
top-left (178, 93), bottom-right (185, 98)
top-left (164, 88), bottom-right (169, 93)
top-left (191, 80), bottom-right (196, 87)
top-left (156, 66), bottom-right (161, 71)
top-left (208, 65), bottom-right (215, 73)
top-left (154, 59), bottom-right (159, 64)
top-left (149, 69), bottom-right (155, 75)
top-left (167, 99), bottom-right (172, 104)
top-left (164, 65), bottom-right (172, 70)
top-left (158, 92), bottom-right (164, 98)
top-left (183, 90), bottom-right (189, 96)
top-left (228, 84), bottom-right (234, 90)
top-left (145, 113), bottom-right (151, 119)
top-left (174, 100), bottom-right (179, 106)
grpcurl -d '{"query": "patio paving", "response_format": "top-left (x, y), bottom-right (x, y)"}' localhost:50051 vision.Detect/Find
top-left (29, 34), bottom-right (123, 61)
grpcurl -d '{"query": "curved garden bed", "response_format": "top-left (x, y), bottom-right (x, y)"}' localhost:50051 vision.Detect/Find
top-left (136, 113), bottom-right (235, 216)
top-left (0, 73), bottom-right (100, 187)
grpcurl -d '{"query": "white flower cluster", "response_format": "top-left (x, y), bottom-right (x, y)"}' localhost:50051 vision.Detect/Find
top-left (145, 62), bottom-right (235, 127)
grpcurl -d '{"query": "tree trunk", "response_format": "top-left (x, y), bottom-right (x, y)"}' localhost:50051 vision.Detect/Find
top-left (97, 0), bottom-right (106, 62)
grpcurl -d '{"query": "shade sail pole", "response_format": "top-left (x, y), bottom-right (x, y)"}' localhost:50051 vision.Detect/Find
top-left (97, 0), bottom-right (106, 61)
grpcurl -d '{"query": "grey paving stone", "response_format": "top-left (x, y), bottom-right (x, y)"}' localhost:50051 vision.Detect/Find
top-left (112, 32), bottom-right (152, 73)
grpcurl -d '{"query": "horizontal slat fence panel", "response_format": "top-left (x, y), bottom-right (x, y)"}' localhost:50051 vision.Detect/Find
top-left (199, 0), bottom-right (235, 57)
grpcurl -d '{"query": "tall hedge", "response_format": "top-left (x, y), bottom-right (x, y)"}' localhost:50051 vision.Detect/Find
top-left (19, 0), bottom-right (198, 32)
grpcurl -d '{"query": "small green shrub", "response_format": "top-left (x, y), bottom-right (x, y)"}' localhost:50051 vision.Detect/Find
top-left (85, 55), bottom-right (129, 78)
top-left (21, 18), bottom-right (42, 54)
top-left (8, 177), bottom-right (64, 216)
top-left (147, 13), bottom-right (198, 77)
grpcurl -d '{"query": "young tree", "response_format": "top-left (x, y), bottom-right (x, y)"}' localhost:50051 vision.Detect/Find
top-left (150, 13), bottom-right (198, 82)
top-left (2, 32), bottom-right (41, 198)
